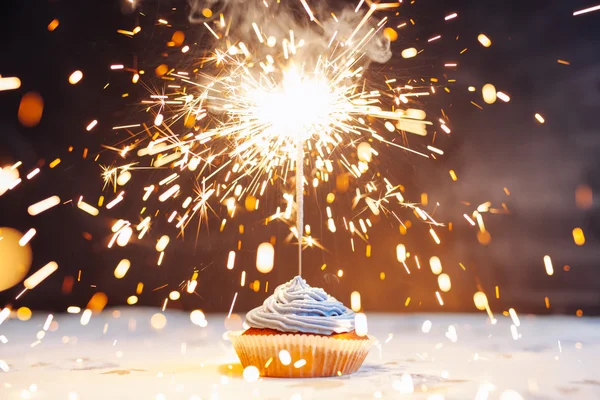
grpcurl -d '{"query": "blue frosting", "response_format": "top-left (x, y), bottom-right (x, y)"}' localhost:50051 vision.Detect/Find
top-left (245, 276), bottom-right (355, 335)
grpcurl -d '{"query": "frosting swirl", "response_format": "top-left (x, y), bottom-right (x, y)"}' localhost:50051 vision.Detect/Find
top-left (245, 276), bottom-right (355, 335)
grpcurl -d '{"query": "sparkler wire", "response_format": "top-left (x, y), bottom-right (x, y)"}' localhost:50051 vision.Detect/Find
top-left (296, 138), bottom-right (304, 276)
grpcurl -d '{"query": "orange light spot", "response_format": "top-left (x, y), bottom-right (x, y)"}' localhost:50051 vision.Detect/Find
top-left (383, 27), bottom-right (398, 42)
top-left (172, 31), bottom-right (185, 46)
top-left (47, 19), bottom-right (60, 31)
top-left (572, 227), bottom-right (585, 246)
top-left (477, 230), bottom-right (491, 245)
top-left (575, 185), bottom-right (593, 209)
top-left (336, 174), bottom-right (350, 192)
top-left (61, 276), bottom-right (74, 294)
top-left (155, 64), bottom-right (169, 77)
top-left (87, 292), bottom-right (108, 312)
top-left (18, 92), bottom-right (44, 127)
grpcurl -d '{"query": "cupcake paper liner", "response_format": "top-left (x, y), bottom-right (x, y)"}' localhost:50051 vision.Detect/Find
top-left (229, 331), bottom-right (374, 378)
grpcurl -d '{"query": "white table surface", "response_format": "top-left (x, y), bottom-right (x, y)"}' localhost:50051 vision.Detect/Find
top-left (1, 309), bottom-right (599, 400)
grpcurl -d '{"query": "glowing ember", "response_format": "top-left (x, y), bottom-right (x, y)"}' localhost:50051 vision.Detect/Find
top-left (477, 33), bottom-right (492, 47)
top-left (68, 71), bottom-right (84, 85)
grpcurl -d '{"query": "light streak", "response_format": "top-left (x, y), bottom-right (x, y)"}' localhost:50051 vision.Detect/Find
top-left (24, 262), bottom-right (58, 289)
top-left (573, 4), bottom-right (600, 16)
top-left (227, 251), bottom-right (236, 270)
top-left (80, 309), bottom-right (92, 325)
top-left (0, 77), bottom-right (22, 91)
top-left (114, 259), bottom-right (131, 279)
top-left (26, 168), bottom-right (40, 179)
top-left (77, 198), bottom-right (100, 216)
top-left (227, 292), bottom-right (238, 318)
top-left (0, 308), bottom-right (10, 326)
top-left (19, 228), bottom-right (37, 246)
top-left (86, 120), bottom-right (98, 131)
top-left (535, 113), bottom-right (545, 123)
top-left (43, 314), bottom-right (53, 330)
top-left (28, 196), bottom-right (61, 216)
top-left (435, 291), bottom-right (444, 306)
top-left (508, 308), bottom-right (520, 327)
top-left (429, 228), bottom-right (441, 244)
top-left (543, 255), bottom-right (554, 276)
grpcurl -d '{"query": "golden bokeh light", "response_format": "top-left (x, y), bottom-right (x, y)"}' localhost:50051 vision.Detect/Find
top-left (477, 33), bottom-right (492, 47)
top-left (155, 64), bottom-right (169, 77)
top-left (256, 242), bottom-right (275, 273)
top-left (482, 84), bottom-right (497, 104)
top-left (477, 230), bottom-right (491, 245)
top-left (150, 313), bottom-right (167, 330)
top-left (429, 256), bottom-right (442, 275)
top-left (572, 227), bottom-right (585, 246)
top-left (87, 292), bottom-right (108, 313)
top-left (68, 70), bottom-right (83, 85)
top-left (171, 31), bottom-right (185, 46)
top-left (355, 313), bottom-right (368, 337)
top-left (244, 195), bottom-right (257, 211)
top-left (0, 227), bottom-right (33, 292)
top-left (350, 291), bottom-right (361, 312)
top-left (190, 310), bottom-right (207, 326)
top-left (336, 174), bottom-right (350, 192)
top-left (0, 167), bottom-right (19, 196)
top-left (473, 292), bottom-right (488, 311)
top-left (401, 47), bottom-right (417, 59)
top-left (47, 19), bottom-right (59, 31)
top-left (383, 27), bottom-right (398, 42)
top-left (438, 273), bottom-right (452, 292)
top-left (17, 307), bottom-right (32, 321)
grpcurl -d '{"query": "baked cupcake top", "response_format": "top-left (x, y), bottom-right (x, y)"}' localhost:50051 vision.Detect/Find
top-left (245, 276), bottom-right (355, 335)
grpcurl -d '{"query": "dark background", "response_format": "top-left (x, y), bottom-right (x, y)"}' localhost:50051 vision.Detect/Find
top-left (1, 0), bottom-right (599, 315)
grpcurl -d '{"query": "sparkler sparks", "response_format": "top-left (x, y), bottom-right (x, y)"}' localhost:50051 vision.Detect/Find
top-left (2, 0), bottom-right (585, 332)
top-left (95, 0), bottom-right (450, 284)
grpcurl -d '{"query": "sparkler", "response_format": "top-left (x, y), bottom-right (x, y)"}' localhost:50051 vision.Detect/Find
top-left (97, 0), bottom-right (443, 279)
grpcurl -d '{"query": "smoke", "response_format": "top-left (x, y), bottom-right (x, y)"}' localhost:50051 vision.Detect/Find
top-left (187, 0), bottom-right (392, 65)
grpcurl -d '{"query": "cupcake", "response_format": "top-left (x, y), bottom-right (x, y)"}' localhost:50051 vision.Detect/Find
top-left (229, 276), bottom-right (373, 378)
